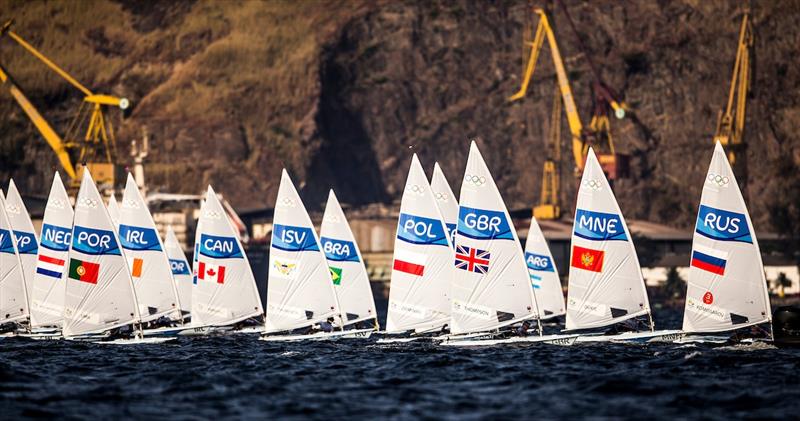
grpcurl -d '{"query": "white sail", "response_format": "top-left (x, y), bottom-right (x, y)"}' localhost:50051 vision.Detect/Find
top-left (30, 173), bottom-right (74, 328)
top-left (107, 192), bottom-right (121, 229)
top-left (0, 191), bottom-right (30, 325)
top-left (566, 148), bottom-right (651, 330)
top-left (450, 141), bottom-right (539, 335)
top-left (164, 226), bottom-right (192, 315)
top-left (265, 170), bottom-right (341, 332)
top-left (192, 186), bottom-right (262, 327)
top-left (5, 180), bottom-right (39, 307)
top-left (524, 217), bottom-right (566, 319)
top-left (119, 174), bottom-right (182, 322)
top-left (319, 190), bottom-right (378, 327)
top-left (682, 142), bottom-right (771, 333)
top-left (430, 162), bottom-right (459, 247)
top-left (386, 154), bottom-right (452, 333)
top-left (63, 169), bottom-right (140, 337)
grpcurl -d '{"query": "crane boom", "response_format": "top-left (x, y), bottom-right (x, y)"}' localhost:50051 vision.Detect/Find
top-left (509, 8), bottom-right (585, 170)
top-left (714, 12), bottom-right (751, 168)
top-left (0, 64), bottom-right (77, 179)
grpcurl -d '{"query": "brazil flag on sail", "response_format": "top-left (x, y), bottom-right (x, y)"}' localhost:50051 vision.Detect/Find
top-left (329, 266), bottom-right (343, 285)
top-left (68, 258), bottom-right (100, 284)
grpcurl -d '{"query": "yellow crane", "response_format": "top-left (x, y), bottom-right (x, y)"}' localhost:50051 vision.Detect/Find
top-left (714, 12), bottom-right (752, 173)
top-left (0, 20), bottom-right (129, 188)
top-left (509, 8), bottom-right (627, 219)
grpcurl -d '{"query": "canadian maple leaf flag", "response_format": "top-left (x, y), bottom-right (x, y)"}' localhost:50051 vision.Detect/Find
top-left (198, 261), bottom-right (225, 284)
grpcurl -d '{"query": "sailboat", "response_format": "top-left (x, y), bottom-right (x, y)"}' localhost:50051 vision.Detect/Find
top-left (382, 154), bottom-right (452, 341)
top-left (28, 173), bottom-right (73, 337)
top-left (164, 226), bottom-right (192, 319)
top-left (63, 168), bottom-right (172, 343)
top-left (442, 141), bottom-right (576, 346)
top-left (319, 189), bottom-right (379, 337)
top-left (678, 142), bottom-right (772, 343)
top-left (118, 173), bottom-right (183, 327)
top-left (261, 170), bottom-right (345, 341)
top-left (0, 190), bottom-right (30, 334)
top-left (524, 217), bottom-right (566, 320)
top-left (430, 162), bottom-right (459, 247)
top-left (565, 148), bottom-right (679, 343)
top-left (178, 185), bottom-right (263, 336)
top-left (5, 180), bottom-right (39, 317)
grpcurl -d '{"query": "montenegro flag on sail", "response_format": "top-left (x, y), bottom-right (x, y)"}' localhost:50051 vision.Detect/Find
top-left (570, 245), bottom-right (604, 273)
top-left (68, 258), bottom-right (100, 284)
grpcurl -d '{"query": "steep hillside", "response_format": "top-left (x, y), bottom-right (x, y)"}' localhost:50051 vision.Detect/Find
top-left (0, 0), bottom-right (798, 232)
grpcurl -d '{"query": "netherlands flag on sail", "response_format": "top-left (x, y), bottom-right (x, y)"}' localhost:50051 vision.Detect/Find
top-left (691, 244), bottom-right (727, 275)
top-left (36, 254), bottom-right (65, 279)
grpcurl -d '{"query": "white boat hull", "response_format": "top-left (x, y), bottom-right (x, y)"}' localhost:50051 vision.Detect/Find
top-left (440, 333), bottom-right (579, 347)
top-left (575, 330), bottom-right (685, 344)
top-left (98, 337), bottom-right (177, 345)
top-left (260, 328), bottom-right (374, 342)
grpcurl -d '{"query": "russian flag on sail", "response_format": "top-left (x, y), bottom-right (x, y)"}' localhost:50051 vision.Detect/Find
top-left (691, 245), bottom-right (727, 275)
top-left (36, 254), bottom-right (65, 279)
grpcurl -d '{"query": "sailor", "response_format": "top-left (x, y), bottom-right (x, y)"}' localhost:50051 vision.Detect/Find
top-left (515, 320), bottom-right (531, 336)
top-left (319, 317), bottom-right (335, 333)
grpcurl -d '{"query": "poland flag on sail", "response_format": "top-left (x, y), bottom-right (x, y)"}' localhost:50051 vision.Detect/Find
top-left (30, 173), bottom-right (74, 328)
top-left (430, 162), bottom-right (459, 248)
top-left (5, 180), bottom-right (40, 308)
top-left (266, 170), bottom-right (341, 332)
top-left (0, 191), bottom-right (29, 325)
top-left (107, 192), bottom-right (121, 229)
top-left (164, 226), bottom-right (192, 315)
top-left (320, 190), bottom-right (378, 328)
top-left (450, 141), bottom-right (539, 335)
top-left (682, 142), bottom-right (771, 332)
top-left (386, 154), bottom-right (452, 333)
top-left (566, 148), bottom-right (651, 330)
top-left (192, 186), bottom-right (262, 327)
top-left (524, 217), bottom-right (566, 319)
top-left (119, 173), bottom-right (182, 322)
top-left (63, 169), bottom-right (140, 337)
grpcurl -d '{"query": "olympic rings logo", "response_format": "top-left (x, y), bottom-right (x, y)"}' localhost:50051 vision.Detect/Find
top-left (464, 174), bottom-right (486, 186)
top-left (706, 173), bottom-right (730, 187)
top-left (204, 210), bottom-right (222, 219)
top-left (48, 199), bottom-right (66, 210)
top-left (76, 197), bottom-right (98, 208)
top-left (434, 192), bottom-right (449, 201)
top-left (278, 197), bottom-right (296, 208)
top-left (324, 214), bottom-right (341, 224)
top-left (5, 204), bottom-right (20, 214)
top-left (122, 199), bottom-right (140, 209)
top-left (407, 184), bottom-right (426, 195)
top-left (583, 179), bottom-right (602, 191)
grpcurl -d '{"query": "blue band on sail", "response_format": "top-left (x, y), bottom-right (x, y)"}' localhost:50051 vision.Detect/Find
top-left (169, 259), bottom-right (191, 275)
top-left (445, 223), bottom-right (457, 246)
top-left (457, 206), bottom-right (514, 241)
top-left (573, 209), bottom-right (628, 241)
top-left (525, 252), bottom-right (555, 272)
top-left (695, 205), bottom-right (752, 243)
top-left (199, 233), bottom-right (244, 258)
top-left (72, 226), bottom-right (121, 256)
top-left (41, 224), bottom-right (72, 252)
top-left (320, 237), bottom-right (360, 262)
top-left (396, 213), bottom-right (449, 246)
top-left (271, 224), bottom-right (320, 252)
top-left (119, 225), bottom-right (163, 251)
top-left (12, 231), bottom-right (38, 254)
top-left (0, 229), bottom-right (15, 254)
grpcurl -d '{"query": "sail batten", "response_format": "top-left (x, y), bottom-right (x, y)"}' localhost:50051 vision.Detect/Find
top-left (565, 148), bottom-right (651, 331)
top-left (682, 142), bottom-right (771, 333)
top-left (450, 142), bottom-right (539, 335)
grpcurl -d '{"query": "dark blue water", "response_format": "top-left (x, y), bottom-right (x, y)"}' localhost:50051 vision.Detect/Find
top-left (2, 311), bottom-right (799, 420)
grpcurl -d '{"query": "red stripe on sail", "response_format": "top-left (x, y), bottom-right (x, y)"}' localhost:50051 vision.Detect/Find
top-left (39, 254), bottom-right (65, 266)
top-left (393, 259), bottom-right (424, 276)
top-left (691, 258), bottom-right (725, 275)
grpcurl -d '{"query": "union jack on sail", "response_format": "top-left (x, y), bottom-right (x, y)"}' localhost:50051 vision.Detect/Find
top-left (455, 245), bottom-right (490, 274)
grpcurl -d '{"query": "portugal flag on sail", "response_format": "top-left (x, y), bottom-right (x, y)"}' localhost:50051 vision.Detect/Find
top-left (571, 245), bottom-right (604, 273)
top-left (68, 258), bottom-right (100, 284)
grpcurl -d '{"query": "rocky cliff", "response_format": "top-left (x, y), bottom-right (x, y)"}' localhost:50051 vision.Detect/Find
top-left (0, 0), bottom-right (798, 232)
